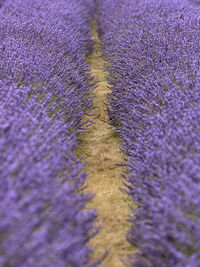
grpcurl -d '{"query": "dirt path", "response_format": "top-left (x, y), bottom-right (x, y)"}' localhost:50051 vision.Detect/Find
top-left (76, 22), bottom-right (134, 267)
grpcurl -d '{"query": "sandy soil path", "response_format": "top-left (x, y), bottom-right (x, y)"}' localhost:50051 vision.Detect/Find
top-left (76, 22), bottom-right (134, 267)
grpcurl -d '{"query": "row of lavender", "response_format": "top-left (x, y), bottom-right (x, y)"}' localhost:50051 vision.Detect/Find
top-left (0, 0), bottom-right (101, 266)
top-left (97, 0), bottom-right (200, 266)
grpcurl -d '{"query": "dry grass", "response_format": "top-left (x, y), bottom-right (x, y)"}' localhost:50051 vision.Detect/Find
top-left (76, 22), bottom-right (135, 267)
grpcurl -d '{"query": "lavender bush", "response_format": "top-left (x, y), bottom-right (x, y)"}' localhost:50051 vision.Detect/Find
top-left (0, 0), bottom-right (96, 125)
top-left (0, 81), bottom-right (97, 267)
top-left (0, 0), bottom-right (103, 266)
top-left (97, 0), bottom-right (200, 266)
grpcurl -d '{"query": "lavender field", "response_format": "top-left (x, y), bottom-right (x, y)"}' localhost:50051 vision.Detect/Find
top-left (0, 0), bottom-right (99, 266)
top-left (0, 0), bottom-right (200, 266)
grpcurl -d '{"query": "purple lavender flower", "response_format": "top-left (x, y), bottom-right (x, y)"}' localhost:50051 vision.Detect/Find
top-left (97, 0), bottom-right (200, 266)
top-left (0, 0), bottom-right (104, 266)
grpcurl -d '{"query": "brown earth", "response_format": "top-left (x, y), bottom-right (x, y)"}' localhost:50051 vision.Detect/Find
top-left (76, 22), bottom-right (136, 267)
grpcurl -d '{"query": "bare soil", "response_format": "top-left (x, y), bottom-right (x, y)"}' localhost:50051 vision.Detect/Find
top-left (76, 22), bottom-right (135, 267)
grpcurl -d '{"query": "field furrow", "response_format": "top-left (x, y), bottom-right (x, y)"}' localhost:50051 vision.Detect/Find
top-left (76, 22), bottom-right (134, 267)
